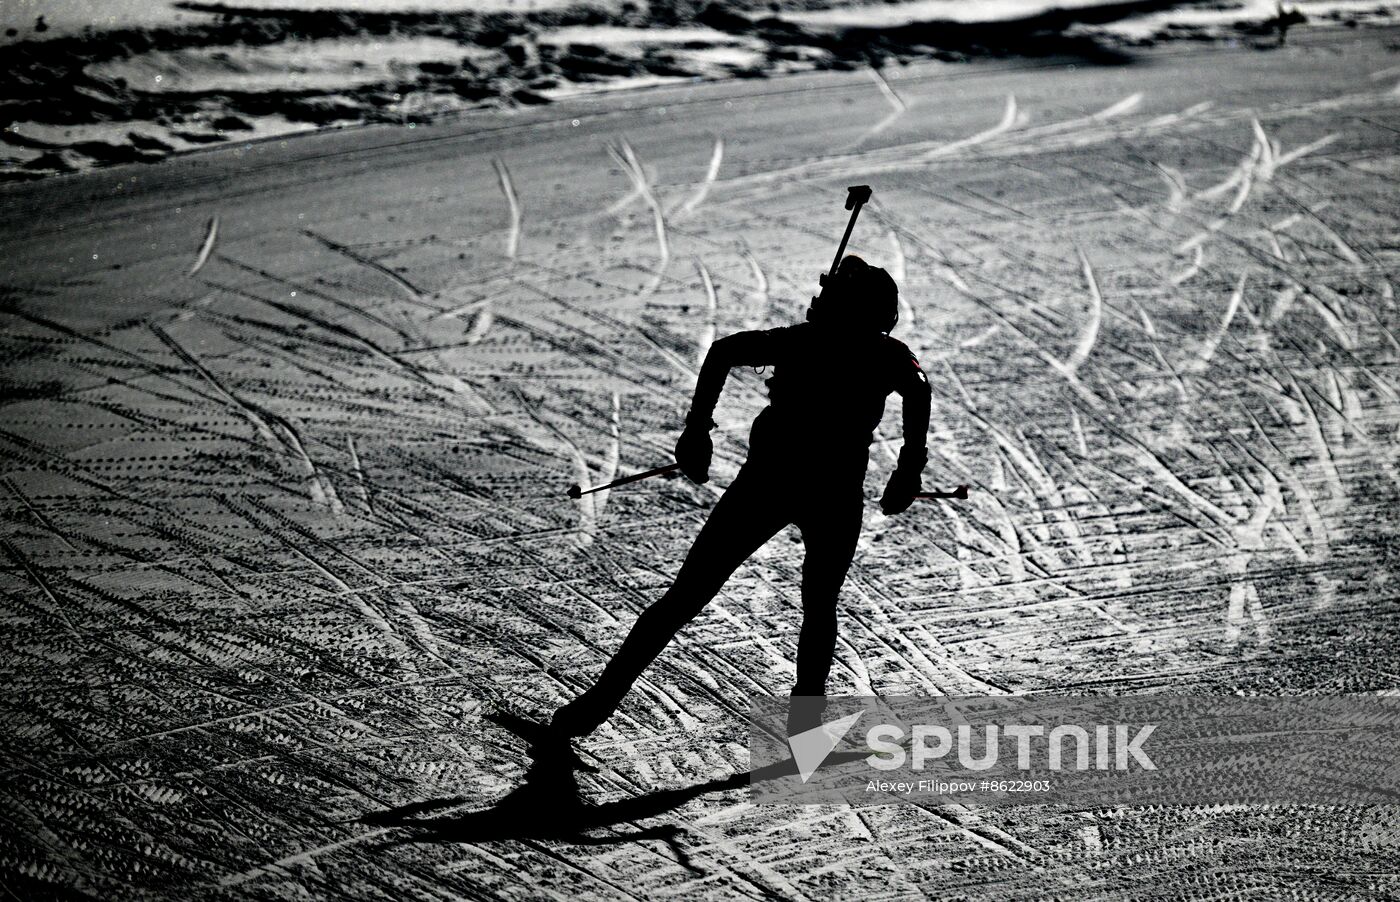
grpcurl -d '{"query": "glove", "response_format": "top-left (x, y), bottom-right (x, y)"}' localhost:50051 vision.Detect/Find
top-left (880, 447), bottom-right (926, 515)
top-left (674, 416), bottom-right (713, 484)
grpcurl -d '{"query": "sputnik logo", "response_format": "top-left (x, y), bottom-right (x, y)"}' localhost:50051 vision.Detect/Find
top-left (788, 711), bottom-right (863, 783)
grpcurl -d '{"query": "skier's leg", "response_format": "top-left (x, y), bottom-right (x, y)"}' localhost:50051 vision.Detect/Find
top-left (792, 490), bottom-right (864, 700)
top-left (553, 473), bottom-right (787, 736)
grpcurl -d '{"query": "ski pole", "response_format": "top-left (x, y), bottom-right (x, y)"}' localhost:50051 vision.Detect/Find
top-left (567, 463), bottom-right (681, 499)
top-left (916, 485), bottom-right (969, 501)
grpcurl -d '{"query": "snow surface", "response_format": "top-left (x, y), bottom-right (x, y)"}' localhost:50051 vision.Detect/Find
top-left (2, 23), bottom-right (1399, 899)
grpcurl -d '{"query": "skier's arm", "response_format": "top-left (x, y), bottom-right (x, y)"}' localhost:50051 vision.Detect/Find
top-left (675, 330), bottom-right (778, 484)
top-left (895, 352), bottom-right (932, 461)
top-left (686, 330), bottom-right (778, 427)
top-left (881, 350), bottom-right (931, 514)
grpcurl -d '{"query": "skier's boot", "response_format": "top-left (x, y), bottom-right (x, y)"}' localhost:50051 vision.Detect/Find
top-left (786, 694), bottom-right (829, 738)
top-left (548, 690), bottom-right (611, 739)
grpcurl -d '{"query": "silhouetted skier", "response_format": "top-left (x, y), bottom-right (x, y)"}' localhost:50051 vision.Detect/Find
top-left (551, 255), bottom-right (931, 737)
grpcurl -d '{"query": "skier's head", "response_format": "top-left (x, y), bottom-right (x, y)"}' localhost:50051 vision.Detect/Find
top-left (807, 254), bottom-right (899, 334)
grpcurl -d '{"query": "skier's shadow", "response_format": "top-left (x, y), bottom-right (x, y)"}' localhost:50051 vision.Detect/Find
top-left (361, 711), bottom-right (857, 872)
